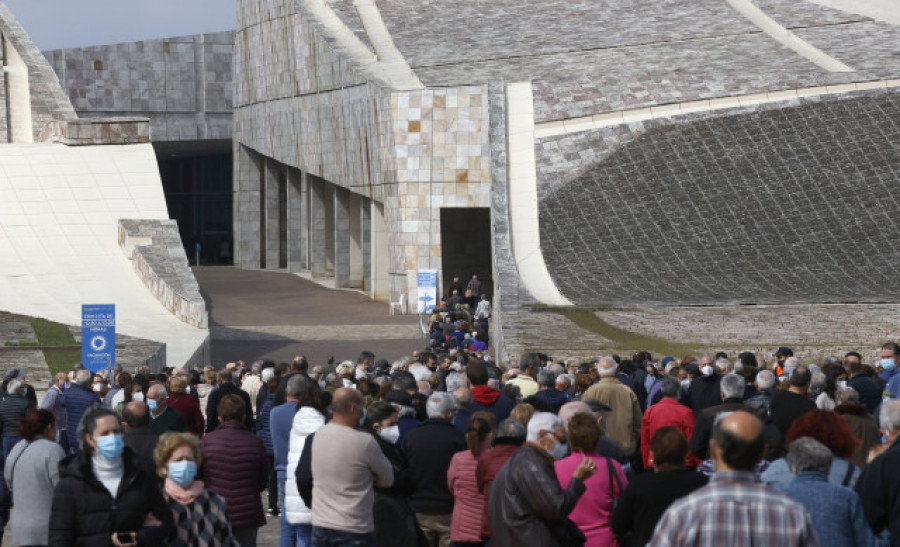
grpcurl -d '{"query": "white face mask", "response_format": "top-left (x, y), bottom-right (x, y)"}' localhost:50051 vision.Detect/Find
top-left (133, 392), bottom-right (145, 402)
top-left (93, 384), bottom-right (103, 392)
top-left (379, 425), bottom-right (400, 445)
top-left (836, 380), bottom-right (847, 390)
top-left (701, 365), bottom-right (714, 377)
top-left (185, 385), bottom-right (191, 394)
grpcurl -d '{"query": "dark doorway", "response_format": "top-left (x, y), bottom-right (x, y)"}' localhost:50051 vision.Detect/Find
top-left (156, 143), bottom-right (233, 266)
top-left (440, 208), bottom-right (492, 299)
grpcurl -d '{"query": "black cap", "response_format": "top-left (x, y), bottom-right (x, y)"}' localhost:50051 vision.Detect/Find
top-left (774, 347), bottom-right (793, 357)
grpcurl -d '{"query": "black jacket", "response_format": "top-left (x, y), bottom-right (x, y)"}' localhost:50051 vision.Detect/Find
top-left (372, 433), bottom-right (427, 547)
top-left (769, 390), bottom-right (815, 437)
top-left (856, 438), bottom-right (900, 542)
top-left (848, 374), bottom-right (882, 415)
top-left (123, 427), bottom-right (160, 480)
top-left (611, 469), bottom-right (708, 547)
top-left (0, 393), bottom-right (34, 437)
top-left (205, 382), bottom-right (254, 433)
top-left (689, 399), bottom-right (766, 460)
top-left (49, 447), bottom-right (173, 546)
top-left (401, 418), bottom-right (467, 514)
top-left (687, 374), bottom-right (722, 415)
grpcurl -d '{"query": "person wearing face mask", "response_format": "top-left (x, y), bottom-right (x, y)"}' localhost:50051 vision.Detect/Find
top-left (283, 379), bottom-right (327, 546)
top-left (880, 342), bottom-right (900, 399)
top-left (488, 412), bottom-right (597, 546)
top-left (366, 401), bottom-right (425, 547)
top-left (49, 405), bottom-right (174, 546)
top-left (153, 432), bottom-right (239, 546)
top-left (59, 369), bottom-right (101, 453)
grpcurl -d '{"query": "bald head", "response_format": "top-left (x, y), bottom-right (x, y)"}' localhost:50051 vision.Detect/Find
top-left (54, 372), bottom-right (67, 386)
top-left (332, 387), bottom-right (363, 415)
top-left (122, 401), bottom-right (150, 429)
top-left (711, 411), bottom-right (764, 472)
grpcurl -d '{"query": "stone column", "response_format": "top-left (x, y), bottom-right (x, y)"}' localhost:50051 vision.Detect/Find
top-left (334, 186), bottom-right (351, 288)
top-left (349, 192), bottom-right (363, 288)
top-left (299, 171), bottom-right (310, 270)
top-left (286, 168), bottom-right (304, 273)
top-left (325, 183), bottom-right (335, 275)
top-left (233, 145), bottom-right (263, 268)
top-left (371, 200), bottom-right (390, 300)
top-left (309, 176), bottom-right (327, 277)
top-left (361, 196), bottom-right (372, 293)
top-left (263, 159), bottom-right (281, 269)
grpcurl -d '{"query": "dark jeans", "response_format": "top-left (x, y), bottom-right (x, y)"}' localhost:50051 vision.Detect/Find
top-left (266, 454), bottom-right (278, 511)
top-left (311, 526), bottom-right (375, 547)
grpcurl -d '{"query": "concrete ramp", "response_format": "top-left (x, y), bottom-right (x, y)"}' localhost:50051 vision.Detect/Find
top-left (0, 142), bottom-right (209, 367)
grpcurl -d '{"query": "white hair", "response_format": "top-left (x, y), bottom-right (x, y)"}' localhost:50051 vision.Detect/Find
top-left (720, 373), bottom-right (745, 399)
top-left (715, 358), bottom-right (732, 373)
top-left (408, 363), bottom-right (432, 382)
top-left (6, 378), bottom-right (24, 394)
top-left (426, 392), bottom-right (456, 419)
top-left (596, 357), bottom-right (617, 378)
top-left (880, 399), bottom-right (900, 433)
top-left (756, 369), bottom-right (776, 390)
top-left (261, 368), bottom-right (276, 383)
top-left (526, 412), bottom-right (564, 443)
top-left (445, 371), bottom-right (467, 393)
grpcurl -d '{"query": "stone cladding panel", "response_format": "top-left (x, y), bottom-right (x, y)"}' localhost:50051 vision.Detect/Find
top-left (538, 90), bottom-right (900, 306)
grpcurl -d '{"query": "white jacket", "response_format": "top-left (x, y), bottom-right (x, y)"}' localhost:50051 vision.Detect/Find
top-left (285, 406), bottom-right (325, 524)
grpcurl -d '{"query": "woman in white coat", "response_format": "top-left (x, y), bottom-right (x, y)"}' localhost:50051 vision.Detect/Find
top-left (283, 382), bottom-right (327, 546)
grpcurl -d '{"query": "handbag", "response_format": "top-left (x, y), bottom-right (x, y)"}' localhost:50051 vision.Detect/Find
top-left (606, 457), bottom-right (623, 511)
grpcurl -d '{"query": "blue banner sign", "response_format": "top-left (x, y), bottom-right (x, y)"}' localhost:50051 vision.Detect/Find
top-left (81, 304), bottom-right (115, 373)
top-left (417, 270), bottom-right (438, 313)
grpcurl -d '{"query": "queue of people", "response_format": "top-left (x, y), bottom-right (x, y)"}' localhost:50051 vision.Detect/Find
top-left (0, 340), bottom-right (898, 546)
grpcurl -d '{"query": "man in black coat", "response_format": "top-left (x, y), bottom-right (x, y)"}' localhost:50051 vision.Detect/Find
top-left (769, 367), bottom-right (816, 437)
top-left (845, 354), bottom-right (882, 415)
top-left (206, 370), bottom-right (254, 433)
top-left (122, 401), bottom-right (160, 480)
top-left (402, 392), bottom-right (466, 547)
top-left (856, 399), bottom-right (900, 542)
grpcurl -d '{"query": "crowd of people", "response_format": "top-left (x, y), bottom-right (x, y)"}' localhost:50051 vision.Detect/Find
top-left (0, 332), bottom-right (899, 545)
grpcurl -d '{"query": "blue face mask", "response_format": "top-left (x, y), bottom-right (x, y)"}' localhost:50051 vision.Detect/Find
top-left (148, 399), bottom-right (158, 412)
top-left (882, 359), bottom-right (896, 372)
top-left (359, 407), bottom-right (367, 427)
top-left (168, 460), bottom-right (198, 488)
top-left (96, 434), bottom-right (124, 461)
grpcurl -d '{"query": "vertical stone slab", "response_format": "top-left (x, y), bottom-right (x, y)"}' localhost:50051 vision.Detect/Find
top-left (372, 200), bottom-right (390, 300)
top-left (361, 196), bottom-right (372, 294)
top-left (286, 168), bottom-right (304, 273)
top-left (325, 183), bottom-right (335, 275)
top-left (349, 192), bottom-right (363, 288)
top-left (309, 175), bottom-right (327, 277)
top-left (233, 144), bottom-right (262, 268)
top-left (334, 186), bottom-right (351, 289)
top-left (264, 159), bottom-right (281, 269)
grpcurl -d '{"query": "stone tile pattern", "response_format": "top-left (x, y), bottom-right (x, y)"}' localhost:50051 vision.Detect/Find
top-left (0, 56), bottom-right (5, 142)
top-left (538, 90), bottom-right (900, 306)
top-left (500, 308), bottom-right (616, 364)
top-left (233, 0), bottom-right (491, 302)
top-left (796, 22), bottom-right (900, 80)
top-left (119, 220), bottom-right (208, 329)
top-left (751, 0), bottom-right (869, 27)
top-left (0, 4), bottom-right (77, 138)
top-left (599, 304), bottom-right (900, 363)
top-left (42, 32), bottom-right (234, 142)
top-left (38, 118), bottom-right (150, 146)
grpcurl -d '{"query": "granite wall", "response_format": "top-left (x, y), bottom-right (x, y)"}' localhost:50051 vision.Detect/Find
top-left (234, 0), bottom-right (491, 302)
top-left (43, 32), bottom-right (234, 142)
top-left (539, 89), bottom-right (900, 306)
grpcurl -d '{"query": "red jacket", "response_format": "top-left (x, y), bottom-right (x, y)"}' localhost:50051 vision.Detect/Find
top-left (641, 397), bottom-right (700, 468)
top-left (199, 420), bottom-right (268, 528)
top-left (166, 392), bottom-right (204, 436)
top-left (476, 442), bottom-right (520, 538)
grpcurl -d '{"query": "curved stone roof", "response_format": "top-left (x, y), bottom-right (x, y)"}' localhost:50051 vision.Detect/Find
top-left (0, 3), bottom-right (76, 138)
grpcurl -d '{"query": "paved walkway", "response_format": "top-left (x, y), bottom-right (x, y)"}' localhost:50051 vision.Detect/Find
top-left (194, 266), bottom-right (424, 367)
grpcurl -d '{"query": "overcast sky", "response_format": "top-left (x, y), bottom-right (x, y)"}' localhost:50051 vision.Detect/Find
top-left (3, 0), bottom-right (236, 51)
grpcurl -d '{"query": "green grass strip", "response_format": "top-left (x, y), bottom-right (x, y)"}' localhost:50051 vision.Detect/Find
top-left (43, 349), bottom-right (83, 377)
top-left (560, 308), bottom-right (699, 358)
top-left (31, 318), bottom-right (77, 347)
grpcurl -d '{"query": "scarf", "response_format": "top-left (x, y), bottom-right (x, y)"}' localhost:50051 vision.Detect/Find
top-left (92, 453), bottom-right (124, 498)
top-left (472, 385), bottom-right (500, 405)
top-left (165, 477), bottom-right (205, 505)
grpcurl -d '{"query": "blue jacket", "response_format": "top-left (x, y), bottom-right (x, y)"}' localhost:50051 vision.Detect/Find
top-left (59, 385), bottom-right (100, 449)
top-left (256, 393), bottom-right (276, 455)
top-left (780, 471), bottom-right (885, 547)
top-left (269, 401), bottom-right (296, 478)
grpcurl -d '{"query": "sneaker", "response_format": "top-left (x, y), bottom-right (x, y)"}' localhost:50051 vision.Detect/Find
top-left (266, 508), bottom-right (280, 517)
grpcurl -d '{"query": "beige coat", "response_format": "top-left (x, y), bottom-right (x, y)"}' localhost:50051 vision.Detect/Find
top-left (581, 377), bottom-right (643, 456)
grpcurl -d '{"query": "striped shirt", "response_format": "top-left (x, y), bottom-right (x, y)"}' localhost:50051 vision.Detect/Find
top-left (649, 471), bottom-right (819, 547)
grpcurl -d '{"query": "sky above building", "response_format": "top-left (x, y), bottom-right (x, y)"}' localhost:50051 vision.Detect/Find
top-left (3, 0), bottom-right (236, 50)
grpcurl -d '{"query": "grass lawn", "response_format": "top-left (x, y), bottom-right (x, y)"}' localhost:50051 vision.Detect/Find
top-left (31, 318), bottom-right (81, 375)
